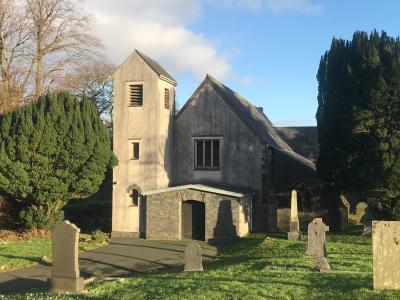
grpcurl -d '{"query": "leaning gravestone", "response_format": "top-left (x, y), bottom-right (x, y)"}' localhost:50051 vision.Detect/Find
top-left (184, 242), bottom-right (203, 272)
top-left (355, 202), bottom-right (368, 224)
top-left (47, 220), bottom-right (84, 292)
top-left (373, 221), bottom-right (400, 290)
top-left (305, 218), bottom-right (330, 272)
top-left (339, 195), bottom-right (352, 230)
top-left (287, 190), bottom-right (301, 240)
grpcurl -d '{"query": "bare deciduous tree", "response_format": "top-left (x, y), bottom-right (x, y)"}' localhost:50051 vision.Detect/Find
top-left (0, 0), bottom-right (33, 113)
top-left (25, 0), bottom-right (101, 100)
top-left (57, 58), bottom-right (115, 123)
top-left (0, 0), bottom-right (102, 113)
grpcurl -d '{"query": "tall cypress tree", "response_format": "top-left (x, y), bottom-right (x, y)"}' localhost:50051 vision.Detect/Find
top-left (317, 31), bottom-right (400, 220)
top-left (0, 92), bottom-right (117, 229)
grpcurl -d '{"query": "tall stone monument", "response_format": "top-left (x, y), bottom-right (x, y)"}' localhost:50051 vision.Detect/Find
top-left (287, 190), bottom-right (301, 240)
top-left (184, 242), bottom-right (203, 272)
top-left (47, 221), bottom-right (84, 292)
top-left (373, 221), bottom-right (400, 290)
top-left (305, 218), bottom-right (330, 272)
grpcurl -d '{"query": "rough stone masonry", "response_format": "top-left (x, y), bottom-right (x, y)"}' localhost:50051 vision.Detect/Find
top-left (306, 218), bottom-right (330, 272)
top-left (287, 190), bottom-right (301, 240)
top-left (373, 221), bottom-right (400, 290)
top-left (47, 220), bottom-right (84, 293)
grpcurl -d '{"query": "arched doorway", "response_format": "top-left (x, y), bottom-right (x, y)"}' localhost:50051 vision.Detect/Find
top-left (182, 200), bottom-right (205, 241)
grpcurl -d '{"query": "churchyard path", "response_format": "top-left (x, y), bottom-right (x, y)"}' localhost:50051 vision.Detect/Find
top-left (0, 239), bottom-right (217, 293)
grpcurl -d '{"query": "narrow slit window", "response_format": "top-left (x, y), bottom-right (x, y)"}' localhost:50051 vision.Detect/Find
top-left (131, 189), bottom-right (139, 206)
top-left (194, 139), bottom-right (220, 169)
top-left (129, 84), bottom-right (143, 106)
top-left (132, 142), bottom-right (140, 160)
top-left (164, 88), bottom-right (170, 109)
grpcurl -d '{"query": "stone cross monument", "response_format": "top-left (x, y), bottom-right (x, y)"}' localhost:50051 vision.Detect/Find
top-left (47, 220), bottom-right (84, 292)
top-left (305, 218), bottom-right (331, 272)
top-left (287, 190), bottom-right (301, 240)
top-left (184, 242), bottom-right (203, 272)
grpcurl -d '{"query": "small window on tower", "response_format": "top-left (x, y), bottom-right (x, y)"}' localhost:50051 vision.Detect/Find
top-left (132, 142), bottom-right (140, 160)
top-left (129, 84), bottom-right (143, 106)
top-left (164, 88), bottom-right (170, 109)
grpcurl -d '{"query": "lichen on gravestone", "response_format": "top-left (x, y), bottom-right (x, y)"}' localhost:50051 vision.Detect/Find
top-left (47, 220), bottom-right (84, 292)
top-left (184, 242), bottom-right (203, 272)
top-left (373, 221), bottom-right (400, 290)
top-left (306, 218), bottom-right (331, 272)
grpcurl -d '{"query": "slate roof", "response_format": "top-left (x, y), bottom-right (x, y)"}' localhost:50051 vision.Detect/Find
top-left (179, 74), bottom-right (315, 170)
top-left (274, 126), bottom-right (319, 163)
top-left (135, 50), bottom-right (176, 84)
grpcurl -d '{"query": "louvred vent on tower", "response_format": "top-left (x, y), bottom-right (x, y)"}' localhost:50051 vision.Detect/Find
top-left (129, 84), bottom-right (143, 106)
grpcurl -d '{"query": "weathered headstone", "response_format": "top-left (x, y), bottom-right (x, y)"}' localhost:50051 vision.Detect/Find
top-left (361, 213), bottom-right (373, 235)
top-left (339, 195), bottom-right (352, 230)
top-left (287, 190), bottom-right (301, 241)
top-left (373, 221), bottom-right (400, 290)
top-left (305, 218), bottom-right (330, 272)
top-left (184, 242), bottom-right (203, 272)
top-left (355, 202), bottom-right (368, 224)
top-left (47, 221), bottom-right (84, 292)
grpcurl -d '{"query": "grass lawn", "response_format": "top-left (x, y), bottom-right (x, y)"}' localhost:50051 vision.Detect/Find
top-left (2, 230), bottom-right (400, 299)
top-left (0, 236), bottom-right (102, 272)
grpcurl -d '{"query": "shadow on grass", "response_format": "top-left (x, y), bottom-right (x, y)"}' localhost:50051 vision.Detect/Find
top-left (0, 277), bottom-right (47, 294)
top-left (0, 254), bottom-right (51, 267)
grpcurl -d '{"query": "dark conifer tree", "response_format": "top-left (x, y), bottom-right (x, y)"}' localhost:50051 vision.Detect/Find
top-left (0, 92), bottom-right (117, 229)
top-left (317, 31), bottom-right (400, 221)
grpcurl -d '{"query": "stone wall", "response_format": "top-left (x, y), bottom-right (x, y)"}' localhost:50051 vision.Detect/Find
top-left (144, 189), bottom-right (244, 242)
top-left (272, 149), bottom-right (316, 193)
top-left (173, 82), bottom-right (264, 192)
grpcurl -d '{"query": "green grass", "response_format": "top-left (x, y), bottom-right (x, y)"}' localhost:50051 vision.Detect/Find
top-left (3, 231), bottom-right (400, 299)
top-left (0, 238), bottom-right (102, 272)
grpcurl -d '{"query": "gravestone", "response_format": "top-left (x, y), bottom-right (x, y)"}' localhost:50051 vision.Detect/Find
top-left (361, 213), bottom-right (373, 235)
top-left (373, 221), bottom-right (400, 290)
top-left (339, 195), bottom-right (352, 230)
top-left (184, 242), bottom-right (203, 272)
top-left (355, 202), bottom-right (368, 224)
top-left (305, 218), bottom-right (331, 272)
top-left (287, 190), bottom-right (301, 240)
top-left (47, 221), bottom-right (84, 292)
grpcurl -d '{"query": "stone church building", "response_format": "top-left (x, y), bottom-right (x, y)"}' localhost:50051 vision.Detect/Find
top-left (111, 50), bottom-right (316, 242)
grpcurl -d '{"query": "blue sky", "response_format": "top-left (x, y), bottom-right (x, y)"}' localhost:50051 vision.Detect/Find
top-left (83, 0), bottom-right (400, 126)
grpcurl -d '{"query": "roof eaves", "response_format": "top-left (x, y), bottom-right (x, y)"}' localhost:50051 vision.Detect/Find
top-left (135, 50), bottom-right (176, 84)
top-left (205, 74), bottom-right (269, 146)
top-left (142, 184), bottom-right (252, 197)
top-left (175, 77), bottom-right (209, 119)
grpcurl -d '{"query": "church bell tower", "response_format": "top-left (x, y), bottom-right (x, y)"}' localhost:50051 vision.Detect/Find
top-left (111, 50), bottom-right (176, 238)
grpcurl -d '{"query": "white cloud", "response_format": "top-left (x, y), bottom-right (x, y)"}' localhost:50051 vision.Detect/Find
top-left (237, 76), bottom-right (267, 86)
top-left (265, 0), bottom-right (322, 15)
top-left (207, 0), bottom-right (323, 15)
top-left (80, 0), bottom-right (231, 80)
